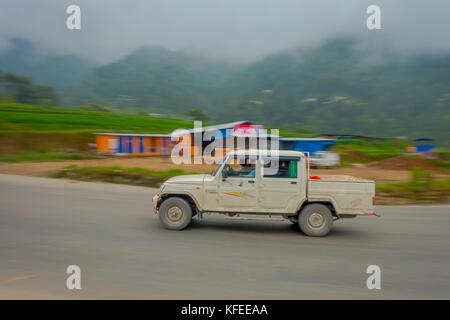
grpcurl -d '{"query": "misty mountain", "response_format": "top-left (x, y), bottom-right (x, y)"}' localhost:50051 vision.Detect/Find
top-left (60, 39), bottom-right (450, 141)
top-left (62, 46), bottom-right (238, 113)
top-left (217, 39), bottom-right (450, 141)
top-left (0, 38), bottom-right (94, 88)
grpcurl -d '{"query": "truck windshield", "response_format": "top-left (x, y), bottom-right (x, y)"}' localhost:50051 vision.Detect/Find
top-left (211, 163), bottom-right (222, 176)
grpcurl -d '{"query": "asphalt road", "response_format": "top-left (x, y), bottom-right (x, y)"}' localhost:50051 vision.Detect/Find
top-left (0, 174), bottom-right (449, 299)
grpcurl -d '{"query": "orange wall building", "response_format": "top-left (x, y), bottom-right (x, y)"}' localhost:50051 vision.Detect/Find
top-left (95, 133), bottom-right (175, 156)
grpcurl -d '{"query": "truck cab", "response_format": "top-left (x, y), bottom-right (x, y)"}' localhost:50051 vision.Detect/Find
top-left (153, 150), bottom-right (377, 237)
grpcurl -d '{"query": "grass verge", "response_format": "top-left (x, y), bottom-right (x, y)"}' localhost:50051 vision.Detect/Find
top-left (335, 139), bottom-right (405, 166)
top-left (0, 150), bottom-right (99, 163)
top-left (50, 165), bottom-right (450, 204)
top-left (51, 165), bottom-right (198, 188)
top-left (412, 156), bottom-right (450, 171)
top-left (376, 178), bottom-right (450, 204)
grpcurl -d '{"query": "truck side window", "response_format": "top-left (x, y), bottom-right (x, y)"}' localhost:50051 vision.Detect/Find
top-left (289, 160), bottom-right (297, 178)
top-left (263, 157), bottom-right (298, 178)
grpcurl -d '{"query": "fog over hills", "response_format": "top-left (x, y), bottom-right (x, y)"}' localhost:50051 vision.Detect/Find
top-left (53, 38), bottom-right (449, 142)
top-left (0, 34), bottom-right (449, 142)
top-left (0, 38), bottom-right (93, 88)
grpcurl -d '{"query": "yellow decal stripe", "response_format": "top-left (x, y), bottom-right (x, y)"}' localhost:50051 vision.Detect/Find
top-left (223, 192), bottom-right (247, 198)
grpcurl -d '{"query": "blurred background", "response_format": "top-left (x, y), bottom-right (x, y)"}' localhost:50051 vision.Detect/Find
top-left (0, 0), bottom-right (449, 204)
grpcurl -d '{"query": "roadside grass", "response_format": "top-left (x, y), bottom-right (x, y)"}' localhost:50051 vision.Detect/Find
top-left (335, 139), bottom-right (405, 166)
top-left (433, 147), bottom-right (450, 161)
top-left (51, 165), bottom-right (199, 188)
top-left (336, 139), bottom-right (450, 170)
top-left (0, 150), bottom-right (99, 163)
top-left (410, 156), bottom-right (450, 171)
top-left (275, 128), bottom-right (316, 138)
top-left (376, 167), bottom-right (450, 203)
top-left (49, 164), bottom-right (450, 203)
top-left (377, 178), bottom-right (450, 193)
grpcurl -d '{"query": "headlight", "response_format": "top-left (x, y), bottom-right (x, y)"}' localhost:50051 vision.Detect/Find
top-left (159, 184), bottom-right (165, 193)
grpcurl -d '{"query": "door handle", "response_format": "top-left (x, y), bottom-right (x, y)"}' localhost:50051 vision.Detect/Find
top-left (290, 181), bottom-right (297, 184)
top-left (248, 180), bottom-right (255, 183)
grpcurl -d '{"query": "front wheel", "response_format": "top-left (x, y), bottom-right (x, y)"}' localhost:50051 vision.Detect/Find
top-left (298, 204), bottom-right (333, 237)
top-left (158, 197), bottom-right (192, 230)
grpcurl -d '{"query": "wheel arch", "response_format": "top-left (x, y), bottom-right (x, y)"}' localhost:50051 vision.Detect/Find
top-left (159, 192), bottom-right (200, 214)
top-left (297, 200), bottom-right (338, 218)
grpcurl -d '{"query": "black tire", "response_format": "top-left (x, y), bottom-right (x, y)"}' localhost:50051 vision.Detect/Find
top-left (158, 197), bottom-right (192, 230)
top-left (298, 204), bottom-right (333, 237)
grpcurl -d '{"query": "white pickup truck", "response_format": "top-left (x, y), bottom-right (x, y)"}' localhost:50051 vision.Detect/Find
top-left (153, 150), bottom-right (377, 237)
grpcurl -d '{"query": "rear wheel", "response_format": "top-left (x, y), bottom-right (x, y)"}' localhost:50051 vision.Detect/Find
top-left (298, 204), bottom-right (333, 237)
top-left (158, 197), bottom-right (192, 230)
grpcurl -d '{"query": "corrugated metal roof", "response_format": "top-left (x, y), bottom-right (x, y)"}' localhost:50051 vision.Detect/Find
top-left (98, 122), bottom-right (253, 138)
top-left (172, 121), bottom-right (251, 136)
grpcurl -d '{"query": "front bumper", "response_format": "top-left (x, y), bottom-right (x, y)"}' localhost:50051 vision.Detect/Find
top-left (152, 194), bottom-right (160, 214)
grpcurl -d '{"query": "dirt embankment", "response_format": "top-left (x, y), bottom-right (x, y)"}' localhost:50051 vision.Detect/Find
top-left (0, 157), bottom-right (215, 177)
top-left (0, 156), bottom-right (447, 183)
top-left (0, 132), bottom-right (93, 155)
top-left (367, 156), bottom-right (443, 172)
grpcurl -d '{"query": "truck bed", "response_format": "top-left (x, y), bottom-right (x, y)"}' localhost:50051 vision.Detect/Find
top-left (307, 176), bottom-right (375, 215)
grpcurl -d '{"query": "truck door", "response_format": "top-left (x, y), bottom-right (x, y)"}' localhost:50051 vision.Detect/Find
top-left (218, 155), bottom-right (258, 211)
top-left (259, 156), bottom-right (304, 213)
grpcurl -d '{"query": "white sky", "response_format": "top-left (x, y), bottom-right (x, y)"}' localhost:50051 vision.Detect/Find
top-left (0, 0), bottom-right (449, 64)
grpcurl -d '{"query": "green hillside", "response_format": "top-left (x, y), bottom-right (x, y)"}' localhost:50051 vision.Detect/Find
top-left (1, 38), bottom-right (449, 144)
top-left (62, 46), bottom-right (237, 114)
top-left (0, 103), bottom-right (198, 156)
top-left (0, 103), bottom-right (194, 133)
top-left (218, 39), bottom-right (450, 143)
top-left (57, 39), bottom-right (450, 143)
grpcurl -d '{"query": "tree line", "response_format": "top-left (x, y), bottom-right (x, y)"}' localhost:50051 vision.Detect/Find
top-left (0, 72), bottom-right (59, 105)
